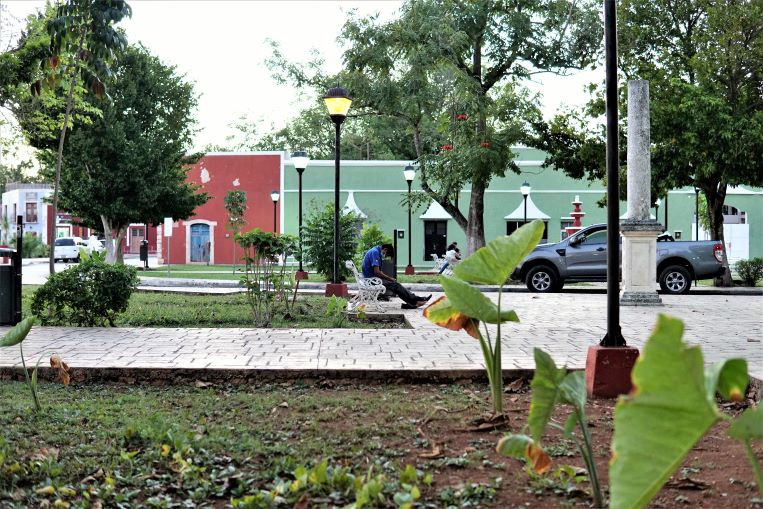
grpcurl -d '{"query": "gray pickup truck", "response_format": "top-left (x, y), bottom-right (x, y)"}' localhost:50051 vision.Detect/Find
top-left (514, 223), bottom-right (726, 294)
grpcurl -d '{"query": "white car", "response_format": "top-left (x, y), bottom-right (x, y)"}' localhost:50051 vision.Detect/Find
top-left (53, 236), bottom-right (85, 262)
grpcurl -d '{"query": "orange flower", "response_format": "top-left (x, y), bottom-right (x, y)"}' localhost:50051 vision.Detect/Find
top-left (50, 354), bottom-right (70, 385)
top-left (423, 296), bottom-right (481, 339)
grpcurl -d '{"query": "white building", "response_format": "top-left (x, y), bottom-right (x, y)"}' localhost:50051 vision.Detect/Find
top-left (1, 183), bottom-right (53, 245)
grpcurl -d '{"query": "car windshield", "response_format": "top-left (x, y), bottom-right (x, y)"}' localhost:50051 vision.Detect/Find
top-left (55, 238), bottom-right (74, 246)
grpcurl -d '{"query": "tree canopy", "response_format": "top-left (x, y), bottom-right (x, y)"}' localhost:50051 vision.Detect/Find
top-left (48, 44), bottom-right (207, 262)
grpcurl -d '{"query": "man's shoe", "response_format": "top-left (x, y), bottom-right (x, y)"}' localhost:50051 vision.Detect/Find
top-left (401, 303), bottom-right (417, 310)
top-left (417, 294), bottom-right (432, 303)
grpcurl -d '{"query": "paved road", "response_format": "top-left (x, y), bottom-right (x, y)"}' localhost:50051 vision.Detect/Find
top-left (1, 291), bottom-right (761, 381)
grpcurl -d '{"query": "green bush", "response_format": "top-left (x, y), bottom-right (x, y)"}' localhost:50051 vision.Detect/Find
top-left (735, 257), bottom-right (763, 286)
top-left (301, 203), bottom-right (362, 281)
top-left (31, 259), bottom-right (138, 326)
top-left (21, 233), bottom-right (48, 258)
top-left (354, 223), bottom-right (392, 267)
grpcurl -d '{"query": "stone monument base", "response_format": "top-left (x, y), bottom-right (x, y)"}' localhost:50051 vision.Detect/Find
top-left (619, 291), bottom-right (663, 306)
top-left (325, 283), bottom-right (349, 297)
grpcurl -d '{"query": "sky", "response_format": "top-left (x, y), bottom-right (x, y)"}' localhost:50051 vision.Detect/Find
top-left (1, 0), bottom-right (600, 154)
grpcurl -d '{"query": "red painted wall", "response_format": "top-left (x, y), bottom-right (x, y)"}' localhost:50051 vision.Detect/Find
top-left (164, 153), bottom-right (282, 265)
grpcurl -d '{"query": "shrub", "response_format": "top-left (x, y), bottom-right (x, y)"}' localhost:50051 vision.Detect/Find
top-left (301, 203), bottom-right (362, 281)
top-left (354, 223), bottom-right (392, 267)
top-left (21, 233), bottom-right (48, 258)
top-left (31, 258), bottom-right (138, 326)
top-left (734, 257), bottom-right (763, 286)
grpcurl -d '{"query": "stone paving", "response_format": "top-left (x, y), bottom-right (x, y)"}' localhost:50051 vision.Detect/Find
top-left (1, 292), bottom-right (761, 381)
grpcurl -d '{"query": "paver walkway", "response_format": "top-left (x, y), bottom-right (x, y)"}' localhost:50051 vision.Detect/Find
top-left (1, 292), bottom-right (761, 381)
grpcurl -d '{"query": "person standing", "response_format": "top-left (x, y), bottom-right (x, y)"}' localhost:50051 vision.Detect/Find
top-left (361, 244), bottom-right (431, 309)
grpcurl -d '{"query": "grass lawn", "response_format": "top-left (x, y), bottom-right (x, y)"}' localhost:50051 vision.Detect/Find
top-left (20, 287), bottom-right (408, 329)
top-left (137, 269), bottom-right (447, 284)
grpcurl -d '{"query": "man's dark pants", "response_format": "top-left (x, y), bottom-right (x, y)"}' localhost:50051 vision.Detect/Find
top-left (382, 280), bottom-right (420, 306)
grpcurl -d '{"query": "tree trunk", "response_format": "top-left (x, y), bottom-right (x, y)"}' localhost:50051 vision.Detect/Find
top-left (466, 178), bottom-right (487, 255)
top-left (101, 215), bottom-right (116, 263)
top-left (48, 75), bottom-right (78, 275)
top-left (114, 226), bottom-right (128, 264)
top-left (704, 183), bottom-right (733, 286)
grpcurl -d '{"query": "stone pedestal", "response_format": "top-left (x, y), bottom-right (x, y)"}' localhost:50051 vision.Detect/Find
top-left (585, 345), bottom-right (640, 398)
top-left (325, 283), bottom-right (349, 297)
top-left (620, 220), bottom-right (663, 306)
top-left (295, 270), bottom-right (309, 281)
top-left (404, 265), bottom-right (415, 275)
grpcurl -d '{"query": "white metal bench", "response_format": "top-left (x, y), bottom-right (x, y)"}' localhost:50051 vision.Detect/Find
top-left (345, 260), bottom-right (386, 312)
top-left (431, 254), bottom-right (447, 273)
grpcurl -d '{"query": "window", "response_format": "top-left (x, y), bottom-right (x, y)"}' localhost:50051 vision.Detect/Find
top-left (131, 228), bottom-right (144, 237)
top-left (560, 219), bottom-right (574, 240)
top-left (581, 229), bottom-right (608, 245)
top-left (25, 202), bottom-right (38, 223)
top-left (507, 221), bottom-right (548, 243)
top-left (55, 238), bottom-right (75, 247)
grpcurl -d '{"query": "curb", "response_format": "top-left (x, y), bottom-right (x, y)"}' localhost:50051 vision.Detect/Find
top-left (137, 276), bottom-right (763, 296)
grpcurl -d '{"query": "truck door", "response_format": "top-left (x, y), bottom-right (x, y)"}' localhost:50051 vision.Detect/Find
top-left (565, 228), bottom-right (608, 279)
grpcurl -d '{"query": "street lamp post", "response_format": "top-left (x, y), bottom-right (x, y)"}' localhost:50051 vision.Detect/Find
top-left (292, 151), bottom-right (310, 280)
top-left (520, 181), bottom-right (531, 226)
top-left (403, 165), bottom-right (416, 275)
top-left (323, 86), bottom-right (352, 297)
top-left (664, 193), bottom-right (669, 231)
top-left (270, 190), bottom-right (280, 232)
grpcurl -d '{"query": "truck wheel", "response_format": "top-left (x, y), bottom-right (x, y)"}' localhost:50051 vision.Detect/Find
top-left (659, 265), bottom-right (691, 294)
top-left (526, 265), bottom-right (558, 293)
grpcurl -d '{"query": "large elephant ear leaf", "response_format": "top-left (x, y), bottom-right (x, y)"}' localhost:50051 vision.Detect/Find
top-left (440, 276), bottom-right (519, 324)
top-left (610, 314), bottom-right (720, 509)
top-left (453, 220), bottom-right (544, 285)
top-left (705, 358), bottom-right (748, 403)
top-left (0, 317), bottom-right (35, 347)
top-left (727, 406), bottom-right (763, 441)
top-left (528, 348), bottom-right (566, 443)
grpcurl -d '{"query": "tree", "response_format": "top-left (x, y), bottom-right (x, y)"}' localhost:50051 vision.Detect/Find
top-left (224, 190), bottom-right (247, 272)
top-left (49, 45), bottom-right (208, 263)
top-left (36, 0), bottom-right (132, 273)
top-left (268, 0), bottom-right (602, 254)
top-left (537, 0), bottom-right (763, 285)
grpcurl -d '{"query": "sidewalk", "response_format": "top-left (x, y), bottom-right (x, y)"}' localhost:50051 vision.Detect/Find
top-left (2, 292), bottom-right (761, 382)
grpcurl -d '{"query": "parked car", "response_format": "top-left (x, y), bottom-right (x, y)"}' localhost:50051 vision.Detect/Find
top-left (53, 236), bottom-right (85, 262)
top-left (513, 224), bottom-right (726, 294)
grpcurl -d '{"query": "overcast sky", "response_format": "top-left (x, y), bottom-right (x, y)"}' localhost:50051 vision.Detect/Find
top-left (2, 0), bottom-right (600, 153)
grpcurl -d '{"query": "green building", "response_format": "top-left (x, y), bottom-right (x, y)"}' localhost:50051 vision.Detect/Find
top-left (280, 147), bottom-right (762, 271)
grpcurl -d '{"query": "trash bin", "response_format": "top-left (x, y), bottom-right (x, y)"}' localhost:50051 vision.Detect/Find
top-left (139, 240), bottom-right (149, 269)
top-left (0, 247), bottom-right (20, 326)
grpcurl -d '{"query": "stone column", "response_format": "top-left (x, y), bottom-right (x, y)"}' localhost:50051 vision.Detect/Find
top-left (620, 80), bottom-right (663, 306)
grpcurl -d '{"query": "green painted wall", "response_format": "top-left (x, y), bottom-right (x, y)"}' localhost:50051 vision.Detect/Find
top-left (281, 147), bottom-right (762, 270)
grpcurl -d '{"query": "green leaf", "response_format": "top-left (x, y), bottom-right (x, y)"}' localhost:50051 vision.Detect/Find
top-left (705, 358), bottom-right (748, 403)
top-left (728, 406), bottom-right (763, 441)
top-left (453, 220), bottom-right (544, 285)
top-left (496, 433), bottom-right (534, 458)
top-left (440, 276), bottom-right (519, 324)
top-left (610, 314), bottom-right (720, 509)
top-left (559, 371), bottom-right (587, 414)
top-left (0, 317), bottom-right (35, 347)
top-left (528, 348), bottom-right (566, 443)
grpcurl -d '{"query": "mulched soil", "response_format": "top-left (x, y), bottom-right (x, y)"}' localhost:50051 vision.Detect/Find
top-left (374, 381), bottom-right (762, 508)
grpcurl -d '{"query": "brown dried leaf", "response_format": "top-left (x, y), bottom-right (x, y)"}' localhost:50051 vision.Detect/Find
top-left (527, 443), bottom-right (552, 475)
top-left (418, 444), bottom-right (442, 459)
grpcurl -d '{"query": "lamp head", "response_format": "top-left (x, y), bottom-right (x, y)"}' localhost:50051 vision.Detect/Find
top-left (403, 164), bottom-right (416, 183)
top-left (323, 87), bottom-right (352, 122)
top-left (291, 151), bottom-right (309, 172)
top-left (270, 190), bottom-right (280, 203)
top-left (520, 181), bottom-right (531, 196)
top-left (655, 198), bottom-right (662, 207)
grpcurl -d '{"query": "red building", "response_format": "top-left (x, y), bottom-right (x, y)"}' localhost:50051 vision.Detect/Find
top-left (159, 152), bottom-right (282, 265)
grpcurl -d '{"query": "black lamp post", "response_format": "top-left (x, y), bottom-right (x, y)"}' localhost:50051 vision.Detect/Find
top-left (323, 86), bottom-right (352, 296)
top-left (270, 190), bottom-right (279, 232)
top-left (403, 165), bottom-right (416, 275)
top-left (292, 151), bottom-right (309, 280)
top-left (664, 193), bottom-right (669, 231)
top-left (520, 181), bottom-right (531, 226)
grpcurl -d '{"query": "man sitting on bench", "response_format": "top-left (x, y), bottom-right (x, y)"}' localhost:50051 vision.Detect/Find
top-left (361, 244), bottom-right (431, 309)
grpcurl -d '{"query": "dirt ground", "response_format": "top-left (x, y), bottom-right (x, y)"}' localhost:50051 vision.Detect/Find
top-left (388, 381), bottom-right (762, 508)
